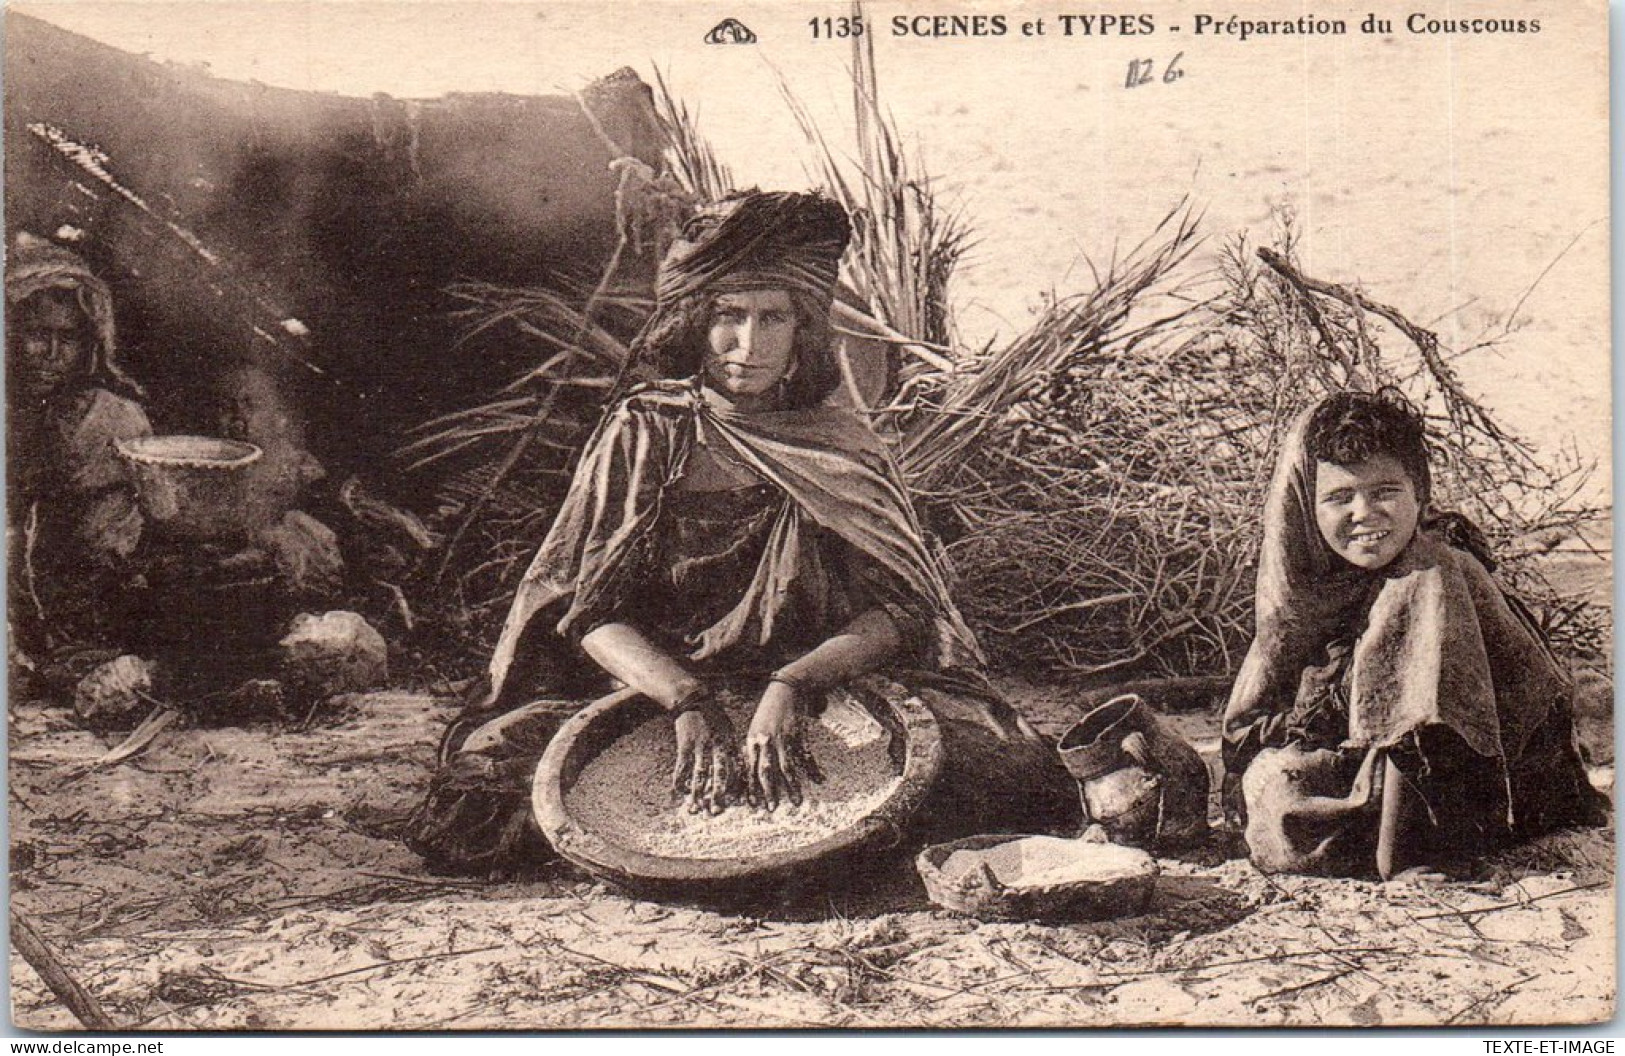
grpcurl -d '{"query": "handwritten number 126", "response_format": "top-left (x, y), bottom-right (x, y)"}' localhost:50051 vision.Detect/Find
top-left (1127, 52), bottom-right (1185, 88)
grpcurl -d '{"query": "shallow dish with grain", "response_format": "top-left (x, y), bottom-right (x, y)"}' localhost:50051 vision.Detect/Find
top-left (534, 683), bottom-right (944, 902)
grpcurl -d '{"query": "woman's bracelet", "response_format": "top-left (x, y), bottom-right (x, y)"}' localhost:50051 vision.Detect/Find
top-left (670, 683), bottom-right (711, 715)
top-left (768, 670), bottom-right (817, 697)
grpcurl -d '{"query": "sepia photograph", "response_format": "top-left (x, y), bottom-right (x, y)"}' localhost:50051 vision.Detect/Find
top-left (3, 0), bottom-right (1614, 1031)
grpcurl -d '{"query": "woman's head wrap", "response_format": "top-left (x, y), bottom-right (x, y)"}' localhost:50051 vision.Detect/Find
top-left (6, 233), bottom-right (144, 398)
top-left (610, 191), bottom-right (851, 404)
top-left (655, 191), bottom-right (851, 307)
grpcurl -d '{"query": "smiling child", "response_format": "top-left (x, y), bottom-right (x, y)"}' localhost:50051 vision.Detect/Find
top-left (1223, 391), bottom-right (1606, 879)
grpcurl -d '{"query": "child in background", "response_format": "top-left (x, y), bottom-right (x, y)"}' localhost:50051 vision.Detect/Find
top-left (7, 233), bottom-right (152, 661)
top-left (1224, 390), bottom-right (1605, 879)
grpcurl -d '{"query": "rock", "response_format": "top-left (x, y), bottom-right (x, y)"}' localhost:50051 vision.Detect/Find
top-left (216, 679), bottom-right (289, 722)
top-left (257, 510), bottom-right (344, 595)
top-left (278, 611), bottom-right (387, 698)
top-left (73, 655), bottom-right (155, 729)
top-left (918, 834), bottom-right (1159, 922)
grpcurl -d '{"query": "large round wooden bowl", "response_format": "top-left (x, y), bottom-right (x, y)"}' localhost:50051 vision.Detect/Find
top-left (534, 686), bottom-right (944, 904)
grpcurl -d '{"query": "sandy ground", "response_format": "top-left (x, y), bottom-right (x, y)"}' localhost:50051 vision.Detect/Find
top-left (7, 678), bottom-right (1615, 1031)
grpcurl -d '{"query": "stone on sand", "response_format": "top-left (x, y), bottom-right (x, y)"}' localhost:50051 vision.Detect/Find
top-left (73, 654), bottom-right (156, 729)
top-left (279, 611), bottom-right (388, 698)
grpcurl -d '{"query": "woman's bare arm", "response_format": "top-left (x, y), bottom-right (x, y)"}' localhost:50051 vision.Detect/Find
top-left (580, 622), bottom-right (703, 710)
top-left (772, 607), bottom-right (902, 690)
top-left (581, 622), bottom-right (737, 812)
top-left (744, 608), bottom-right (901, 808)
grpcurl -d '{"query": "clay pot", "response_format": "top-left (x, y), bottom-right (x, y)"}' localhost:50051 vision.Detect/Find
top-left (117, 435), bottom-right (262, 541)
top-left (1058, 694), bottom-right (1211, 850)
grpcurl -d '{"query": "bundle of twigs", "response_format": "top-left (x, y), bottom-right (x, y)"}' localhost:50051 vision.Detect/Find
top-left (779, 18), bottom-right (972, 358)
top-left (889, 210), bottom-right (1258, 676)
top-left (891, 204), bottom-right (1206, 493)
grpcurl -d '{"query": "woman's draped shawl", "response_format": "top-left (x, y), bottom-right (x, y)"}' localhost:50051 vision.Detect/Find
top-left (1223, 407), bottom-right (1568, 795)
top-left (488, 382), bottom-right (983, 696)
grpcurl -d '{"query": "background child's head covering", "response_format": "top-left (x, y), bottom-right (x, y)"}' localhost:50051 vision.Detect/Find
top-left (1302, 388), bottom-right (1432, 511)
top-left (6, 231), bottom-right (145, 398)
top-left (1224, 394), bottom-right (1603, 848)
top-left (1226, 394), bottom-right (1544, 767)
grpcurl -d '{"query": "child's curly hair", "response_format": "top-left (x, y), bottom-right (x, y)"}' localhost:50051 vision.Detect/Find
top-left (1304, 388), bottom-right (1431, 505)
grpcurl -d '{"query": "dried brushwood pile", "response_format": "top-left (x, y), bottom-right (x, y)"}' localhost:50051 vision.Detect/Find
top-left (883, 206), bottom-right (1237, 677)
top-left (885, 214), bottom-right (1605, 676)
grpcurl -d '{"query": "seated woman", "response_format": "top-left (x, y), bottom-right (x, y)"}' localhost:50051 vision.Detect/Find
top-left (407, 191), bottom-right (1079, 876)
top-left (1224, 391), bottom-right (1607, 880)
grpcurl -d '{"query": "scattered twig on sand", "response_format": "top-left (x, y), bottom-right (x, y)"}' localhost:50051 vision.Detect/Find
top-left (355, 870), bottom-right (485, 888)
top-left (254, 943), bottom-right (507, 991)
top-left (131, 943), bottom-right (507, 1029)
top-left (1248, 966), bottom-right (1359, 1007)
top-left (1402, 888), bottom-right (1491, 943)
top-left (1413, 881), bottom-right (1610, 921)
top-left (1247, 873), bottom-right (1398, 995)
top-left (514, 933), bottom-right (701, 1015)
top-left (975, 937), bottom-right (1045, 985)
top-left (251, 877), bottom-right (481, 917)
top-left (539, 935), bottom-right (689, 994)
top-left (296, 693), bottom-right (327, 731)
top-left (626, 970), bottom-right (754, 1022)
top-left (49, 876), bottom-right (482, 940)
top-left (919, 970), bottom-right (1039, 1005)
top-left (1446, 973), bottom-right (1536, 1025)
top-left (69, 892), bottom-right (179, 939)
top-left (1098, 944), bottom-right (1401, 980)
top-left (10, 910), bottom-right (119, 1030)
top-left (63, 705), bottom-right (179, 782)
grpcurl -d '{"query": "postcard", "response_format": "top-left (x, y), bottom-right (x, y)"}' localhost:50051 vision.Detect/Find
top-left (5, 0), bottom-right (1612, 1030)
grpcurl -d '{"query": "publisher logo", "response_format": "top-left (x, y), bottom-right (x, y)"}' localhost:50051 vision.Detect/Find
top-left (705, 18), bottom-right (757, 44)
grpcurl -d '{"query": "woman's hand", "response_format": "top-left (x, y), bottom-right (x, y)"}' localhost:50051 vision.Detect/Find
top-left (745, 681), bottom-right (823, 809)
top-left (672, 704), bottom-right (739, 815)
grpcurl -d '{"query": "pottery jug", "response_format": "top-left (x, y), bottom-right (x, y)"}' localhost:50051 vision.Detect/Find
top-left (1058, 694), bottom-right (1211, 849)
